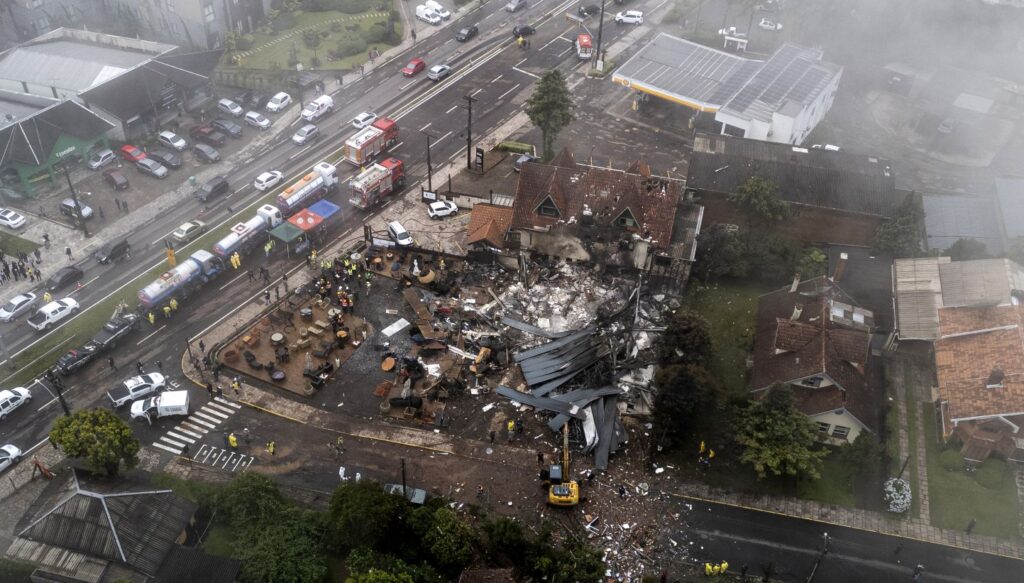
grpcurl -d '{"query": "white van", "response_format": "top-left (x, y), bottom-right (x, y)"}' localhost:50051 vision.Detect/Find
top-left (387, 221), bottom-right (413, 246)
top-left (301, 95), bottom-right (335, 122)
top-left (131, 390), bottom-right (190, 424)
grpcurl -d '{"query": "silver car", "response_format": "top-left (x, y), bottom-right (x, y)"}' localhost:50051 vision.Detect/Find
top-left (0, 292), bottom-right (37, 322)
top-left (136, 157), bottom-right (169, 178)
top-left (292, 124), bottom-right (319, 145)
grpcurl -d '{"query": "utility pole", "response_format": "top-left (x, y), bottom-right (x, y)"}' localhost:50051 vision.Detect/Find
top-left (59, 162), bottom-right (90, 238)
top-left (421, 131), bottom-right (435, 191)
top-left (401, 457), bottom-right (407, 498)
top-left (45, 371), bottom-right (71, 416)
top-left (593, 0), bottom-right (607, 71)
top-left (463, 94), bottom-right (477, 170)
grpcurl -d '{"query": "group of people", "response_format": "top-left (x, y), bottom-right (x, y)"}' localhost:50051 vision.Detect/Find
top-left (147, 298), bottom-right (179, 325)
top-left (0, 249), bottom-right (43, 285)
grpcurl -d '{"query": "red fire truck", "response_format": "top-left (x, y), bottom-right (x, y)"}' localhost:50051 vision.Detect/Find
top-left (348, 158), bottom-right (406, 210)
top-left (342, 118), bottom-right (399, 166)
top-left (575, 34), bottom-right (593, 60)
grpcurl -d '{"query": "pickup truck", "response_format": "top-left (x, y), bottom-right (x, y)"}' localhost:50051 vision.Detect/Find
top-left (130, 389), bottom-right (188, 424)
top-left (56, 313), bottom-right (140, 375)
top-left (27, 298), bottom-right (79, 331)
top-left (109, 373), bottom-right (166, 408)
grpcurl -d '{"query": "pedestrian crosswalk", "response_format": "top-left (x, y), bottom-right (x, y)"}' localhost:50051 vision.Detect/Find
top-left (150, 397), bottom-right (242, 456)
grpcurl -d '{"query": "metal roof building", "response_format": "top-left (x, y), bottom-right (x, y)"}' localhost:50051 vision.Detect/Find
top-left (613, 34), bottom-right (842, 145)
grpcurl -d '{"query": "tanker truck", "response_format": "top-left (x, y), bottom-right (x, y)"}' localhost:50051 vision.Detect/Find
top-left (276, 161), bottom-right (339, 216)
top-left (212, 205), bottom-right (283, 259)
top-left (138, 250), bottom-right (223, 309)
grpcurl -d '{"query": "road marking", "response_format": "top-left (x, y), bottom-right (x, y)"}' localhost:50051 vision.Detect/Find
top-left (193, 411), bottom-right (224, 425)
top-left (392, 141), bottom-right (404, 151)
top-left (498, 83), bottom-right (522, 100)
top-left (180, 421), bottom-right (209, 434)
top-left (152, 442), bottom-right (181, 454)
top-left (400, 80), bottom-right (417, 91)
top-left (176, 426), bottom-right (205, 439)
top-left (165, 430), bottom-right (196, 444)
top-left (159, 436), bottom-right (186, 450)
top-left (135, 325), bottom-right (166, 346)
top-left (544, 36), bottom-right (568, 50)
top-left (207, 402), bottom-right (238, 415)
top-left (470, 88), bottom-right (483, 96)
top-left (437, 130), bottom-right (453, 142)
top-left (151, 227), bottom-right (179, 246)
top-left (513, 67), bottom-right (541, 79)
top-left (559, 46), bottom-right (573, 57)
top-left (515, 57), bottom-right (527, 67)
top-left (200, 407), bottom-right (230, 420)
top-left (492, 74), bottom-right (504, 83)
top-left (218, 272), bottom-right (247, 291)
top-left (288, 150), bottom-right (304, 161)
top-left (419, 122), bottom-right (433, 131)
top-left (445, 104), bottom-right (460, 114)
top-left (188, 416), bottom-right (217, 430)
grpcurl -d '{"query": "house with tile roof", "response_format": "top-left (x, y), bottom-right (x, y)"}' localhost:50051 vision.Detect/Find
top-left (502, 149), bottom-right (703, 291)
top-left (751, 275), bottom-right (880, 443)
top-left (466, 203), bottom-right (514, 249)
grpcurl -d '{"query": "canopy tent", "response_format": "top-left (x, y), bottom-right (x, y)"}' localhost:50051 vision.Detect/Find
top-left (307, 199), bottom-right (342, 220)
top-left (270, 221), bottom-right (305, 243)
top-left (289, 208), bottom-right (324, 232)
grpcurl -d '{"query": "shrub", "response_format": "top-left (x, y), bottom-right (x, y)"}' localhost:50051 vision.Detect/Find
top-left (498, 141), bottom-right (535, 154)
top-left (330, 21), bottom-right (343, 32)
top-left (332, 36), bottom-right (367, 59)
top-left (363, 22), bottom-right (389, 44)
top-left (939, 449), bottom-right (963, 472)
top-left (974, 459), bottom-right (1007, 490)
top-left (310, 55), bottom-right (322, 67)
top-left (883, 477), bottom-right (912, 514)
top-left (272, 12), bottom-right (295, 31)
top-left (236, 34), bottom-right (255, 50)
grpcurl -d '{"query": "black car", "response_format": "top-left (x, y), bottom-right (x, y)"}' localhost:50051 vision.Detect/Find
top-left (56, 344), bottom-right (100, 376)
top-left (102, 169), bottom-right (129, 190)
top-left (147, 149), bottom-right (183, 170)
top-left (195, 176), bottom-right (229, 202)
top-left (46, 266), bottom-right (84, 293)
top-left (512, 24), bottom-right (536, 37)
top-left (455, 25), bottom-right (478, 42)
top-left (94, 238), bottom-right (130, 264)
top-left (578, 3), bottom-right (599, 16)
top-left (233, 89), bottom-right (254, 108)
top-left (212, 118), bottom-right (243, 139)
top-left (193, 143), bottom-right (222, 164)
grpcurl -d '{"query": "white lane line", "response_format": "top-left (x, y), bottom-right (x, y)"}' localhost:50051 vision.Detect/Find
top-left (188, 416), bottom-right (217, 430)
top-left (200, 407), bottom-right (230, 420)
top-left (515, 57), bottom-right (527, 67)
top-left (392, 141), bottom-right (404, 151)
top-left (400, 80), bottom-right (417, 91)
top-left (437, 130), bottom-right (453, 142)
top-left (445, 104), bottom-right (459, 114)
top-left (288, 150), bottom-right (304, 161)
top-left (135, 325), bottom-right (166, 346)
top-left (193, 411), bottom-right (224, 425)
top-left (214, 398), bottom-right (241, 409)
top-left (470, 88), bottom-right (484, 96)
top-left (498, 83), bottom-right (522, 100)
top-left (207, 402), bottom-right (237, 415)
top-left (218, 272), bottom-right (247, 291)
top-left (492, 74), bottom-right (504, 83)
top-left (78, 275), bottom-right (100, 290)
top-left (180, 421), bottom-right (209, 434)
top-left (543, 36), bottom-right (566, 50)
top-left (231, 456), bottom-right (249, 471)
top-left (513, 67), bottom-right (541, 79)
top-left (175, 426), bottom-right (205, 439)
top-left (159, 436), bottom-right (186, 448)
top-left (419, 122), bottom-right (432, 131)
top-left (165, 431), bottom-right (196, 444)
top-left (151, 228), bottom-right (179, 246)
top-left (222, 452), bottom-right (236, 468)
top-left (152, 442), bottom-right (181, 454)
top-left (559, 46), bottom-right (573, 57)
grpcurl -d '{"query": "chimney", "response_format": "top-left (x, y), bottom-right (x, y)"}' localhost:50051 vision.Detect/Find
top-left (986, 367), bottom-right (1005, 389)
top-left (790, 272), bottom-right (801, 293)
top-left (833, 252), bottom-right (848, 283)
top-left (790, 304), bottom-right (804, 320)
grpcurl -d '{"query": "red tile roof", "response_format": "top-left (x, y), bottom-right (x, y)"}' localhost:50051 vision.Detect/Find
top-left (466, 203), bottom-right (513, 247)
top-left (510, 148), bottom-right (682, 249)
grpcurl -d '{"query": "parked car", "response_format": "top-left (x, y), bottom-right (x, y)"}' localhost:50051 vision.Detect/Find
top-left (514, 153), bottom-right (538, 171)
top-left (506, 0), bottom-right (527, 12)
top-left (265, 92), bottom-right (292, 112)
top-left (193, 143), bottom-right (222, 164)
top-left (456, 25), bottom-right (478, 41)
top-left (27, 299), bottom-right (78, 331)
top-left (136, 157), bottom-right (169, 179)
top-left (425, 0), bottom-right (451, 18)
top-left (195, 176), bottom-right (229, 202)
top-left (811, 144), bottom-right (840, 152)
top-left (87, 148), bottom-right (116, 170)
top-left (217, 98), bottom-right (244, 117)
top-left (0, 208), bottom-right (25, 229)
top-left (157, 130), bottom-right (188, 151)
top-left (292, 124), bottom-right (320, 146)
top-left (387, 220), bottom-right (414, 246)
top-left (352, 112), bottom-right (378, 129)
top-left (189, 125), bottom-right (227, 147)
top-left (171, 220), bottom-right (206, 244)
top-left (103, 169), bottom-right (129, 190)
top-left (0, 388), bottom-right (30, 420)
top-left (415, 5), bottom-right (442, 24)
top-left (578, 4), bottom-right (600, 16)
top-left (512, 25), bottom-right (536, 37)
top-left (402, 58), bottom-right (426, 77)
top-left (428, 65), bottom-right (452, 82)
top-left (0, 443), bottom-right (21, 473)
top-left (615, 9), bottom-right (643, 23)
top-left (108, 373), bottom-right (166, 408)
top-left (253, 170), bottom-right (284, 191)
top-left (0, 292), bottom-right (37, 322)
top-left (94, 238), bottom-right (130, 264)
top-left (427, 200), bottom-right (458, 219)
top-left (147, 149), bottom-right (183, 170)
top-left (45, 266), bottom-right (83, 293)
top-left (59, 198), bottom-right (93, 220)
top-left (119, 144), bottom-right (146, 162)
top-left (245, 111), bottom-right (272, 130)
top-left (757, 17), bottom-right (782, 30)
top-left (212, 118), bottom-right (243, 138)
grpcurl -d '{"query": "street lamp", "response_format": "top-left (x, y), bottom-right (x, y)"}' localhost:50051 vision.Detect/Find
top-left (593, 0), bottom-right (607, 72)
top-left (421, 130), bottom-right (438, 192)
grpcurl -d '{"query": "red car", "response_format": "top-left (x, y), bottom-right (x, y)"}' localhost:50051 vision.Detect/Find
top-left (119, 144), bottom-right (146, 162)
top-left (402, 58), bottom-right (426, 77)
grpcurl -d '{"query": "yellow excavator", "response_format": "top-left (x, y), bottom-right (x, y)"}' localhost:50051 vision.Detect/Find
top-left (547, 423), bottom-right (579, 506)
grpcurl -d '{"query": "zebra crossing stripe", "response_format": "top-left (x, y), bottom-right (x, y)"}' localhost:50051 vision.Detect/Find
top-left (193, 411), bottom-right (223, 425)
top-left (188, 416), bottom-right (217, 429)
top-left (158, 436), bottom-right (186, 449)
top-left (152, 442), bottom-right (182, 454)
top-left (176, 426), bottom-right (205, 439)
top-left (200, 407), bottom-right (230, 420)
top-left (207, 402), bottom-right (238, 414)
top-left (166, 431), bottom-right (196, 444)
top-left (213, 398), bottom-right (241, 409)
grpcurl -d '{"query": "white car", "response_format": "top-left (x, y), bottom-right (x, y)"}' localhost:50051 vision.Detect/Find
top-left (758, 17), bottom-right (782, 31)
top-left (0, 292), bottom-right (37, 322)
top-left (352, 112), bottom-right (378, 129)
top-left (87, 148), bottom-right (116, 170)
top-left (415, 5), bottom-right (442, 24)
top-left (171, 220), bottom-right (207, 244)
top-left (108, 373), bottom-right (166, 408)
top-left (0, 443), bottom-right (21, 473)
top-left (157, 130), bottom-right (188, 151)
top-left (0, 387), bottom-right (31, 420)
top-left (27, 298), bottom-right (79, 331)
top-left (427, 200), bottom-right (458, 219)
top-left (615, 10), bottom-right (643, 24)
top-left (811, 144), bottom-right (840, 152)
top-left (292, 124), bottom-right (319, 145)
top-left (425, 0), bottom-right (451, 18)
top-left (266, 92), bottom-right (292, 112)
top-left (245, 110), bottom-right (272, 130)
top-left (0, 208), bottom-right (25, 229)
top-left (254, 170), bottom-right (284, 191)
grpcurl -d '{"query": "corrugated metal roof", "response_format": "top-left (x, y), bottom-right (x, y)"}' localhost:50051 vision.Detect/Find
top-left (0, 40), bottom-right (152, 92)
top-left (923, 193), bottom-right (1003, 254)
top-left (939, 258), bottom-right (1024, 308)
top-left (894, 257), bottom-right (949, 340)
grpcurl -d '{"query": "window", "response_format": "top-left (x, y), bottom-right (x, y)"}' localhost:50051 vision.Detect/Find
top-left (615, 209), bottom-right (637, 228)
top-left (816, 422), bottom-right (830, 434)
top-left (536, 197), bottom-right (559, 217)
top-left (203, 2), bottom-right (215, 22)
top-left (831, 425), bottom-right (851, 440)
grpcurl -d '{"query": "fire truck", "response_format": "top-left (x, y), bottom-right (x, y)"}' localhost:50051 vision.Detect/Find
top-left (349, 158), bottom-right (406, 210)
top-left (342, 118), bottom-right (399, 166)
top-left (575, 34), bottom-right (593, 60)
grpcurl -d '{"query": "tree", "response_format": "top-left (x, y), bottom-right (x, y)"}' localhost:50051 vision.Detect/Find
top-left (327, 480), bottom-right (405, 552)
top-left (652, 364), bottom-right (716, 447)
top-left (216, 471), bottom-right (286, 526)
top-left (873, 194), bottom-right (923, 257)
top-left (482, 517), bottom-right (529, 565)
top-left (728, 177), bottom-right (789, 236)
top-left (657, 309), bottom-right (712, 366)
top-left (345, 547), bottom-right (443, 583)
top-left (526, 529), bottom-right (604, 583)
top-left (694, 223), bottom-right (749, 282)
top-left (946, 238), bottom-right (990, 261)
top-left (49, 409), bottom-right (139, 476)
top-left (839, 431), bottom-right (882, 468)
top-left (795, 247), bottom-right (828, 279)
top-left (348, 571), bottom-right (415, 583)
top-left (525, 70), bottom-right (575, 161)
top-left (733, 385), bottom-right (828, 480)
top-left (423, 508), bottom-right (476, 573)
top-left (235, 511), bottom-right (328, 583)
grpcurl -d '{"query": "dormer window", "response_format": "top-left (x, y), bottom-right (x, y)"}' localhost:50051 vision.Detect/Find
top-left (536, 196), bottom-right (560, 217)
top-left (615, 208), bottom-right (637, 227)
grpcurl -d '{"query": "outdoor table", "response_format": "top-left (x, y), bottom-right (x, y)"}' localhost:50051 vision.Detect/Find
top-left (271, 332), bottom-right (285, 346)
top-left (300, 307), bottom-right (314, 321)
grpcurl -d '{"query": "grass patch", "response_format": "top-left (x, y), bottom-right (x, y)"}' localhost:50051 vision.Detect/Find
top-left (796, 449), bottom-right (856, 507)
top-left (202, 524), bottom-right (237, 557)
top-left (922, 405), bottom-right (1020, 538)
top-left (683, 282), bottom-right (764, 398)
top-left (0, 230), bottom-right (39, 256)
top-left (0, 558), bottom-right (35, 583)
top-left (903, 373), bottom-right (921, 518)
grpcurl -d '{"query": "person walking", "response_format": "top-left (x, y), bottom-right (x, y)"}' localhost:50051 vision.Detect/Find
top-left (65, 246), bottom-right (73, 261)
top-left (147, 312), bottom-right (156, 326)
top-left (136, 361), bottom-right (144, 374)
top-left (206, 382), bottom-right (215, 399)
top-left (156, 360), bottom-right (163, 372)
top-left (169, 298), bottom-right (178, 311)
top-left (266, 440), bottom-right (276, 456)
top-left (199, 340), bottom-right (206, 353)
top-left (163, 305), bottom-right (172, 319)
top-left (966, 518), bottom-right (977, 534)
top-left (228, 432), bottom-right (238, 449)
top-left (33, 248), bottom-right (40, 263)
top-left (108, 357), bottom-right (116, 371)
top-left (489, 430), bottom-right (496, 443)
top-left (248, 269), bottom-right (256, 282)
top-left (506, 419), bottom-right (515, 442)
top-left (42, 291), bottom-right (52, 304)
top-left (537, 451), bottom-right (544, 465)
top-left (263, 289), bottom-right (271, 305)
top-left (231, 377), bottom-right (241, 396)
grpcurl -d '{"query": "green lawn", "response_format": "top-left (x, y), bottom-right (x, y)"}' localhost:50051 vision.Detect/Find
top-left (0, 231), bottom-right (39, 256)
top-left (233, 10), bottom-right (399, 71)
top-left (796, 449), bottom-right (857, 507)
top-left (922, 406), bottom-right (1020, 538)
top-left (683, 282), bottom-right (764, 397)
top-left (0, 558), bottom-right (34, 583)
